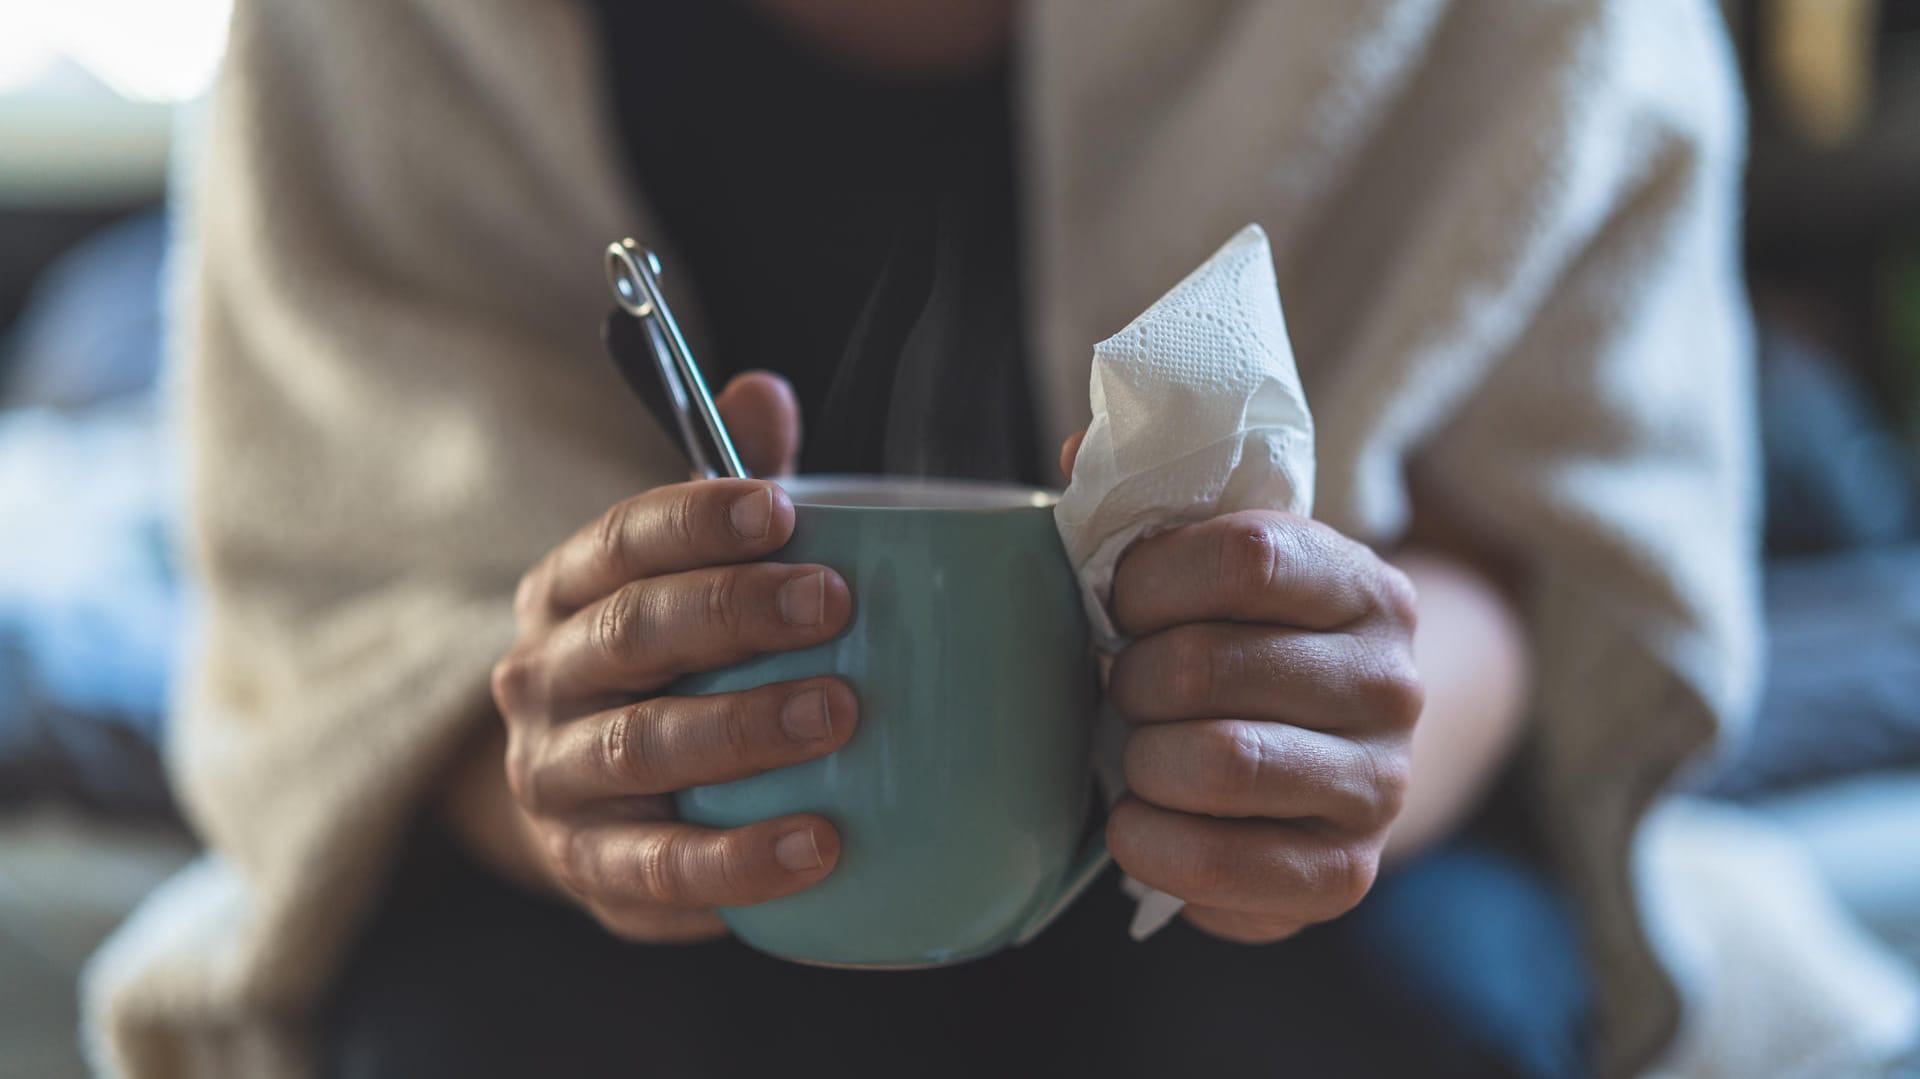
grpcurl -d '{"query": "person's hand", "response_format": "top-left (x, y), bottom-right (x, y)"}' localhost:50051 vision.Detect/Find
top-left (489, 372), bottom-right (856, 943)
top-left (1061, 434), bottom-right (1423, 943)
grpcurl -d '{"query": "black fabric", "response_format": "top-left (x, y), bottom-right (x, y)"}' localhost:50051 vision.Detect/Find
top-left (322, 825), bottom-right (1592, 1079)
top-left (592, 0), bottom-right (1038, 483)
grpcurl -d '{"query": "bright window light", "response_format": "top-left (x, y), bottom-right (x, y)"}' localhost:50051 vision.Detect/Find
top-left (0, 28), bottom-right (56, 94)
top-left (0, 0), bottom-right (232, 102)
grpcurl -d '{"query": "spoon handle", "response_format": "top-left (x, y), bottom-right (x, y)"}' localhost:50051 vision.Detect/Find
top-left (604, 239), bottom-right (746, 479)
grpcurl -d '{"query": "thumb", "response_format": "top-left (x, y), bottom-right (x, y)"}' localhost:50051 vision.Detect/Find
top-left (716, 371), bottom-right (802, 478)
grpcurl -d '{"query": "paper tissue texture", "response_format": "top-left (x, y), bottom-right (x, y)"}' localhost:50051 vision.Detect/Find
top-left (1054, 223), bottom-right (1316, 939)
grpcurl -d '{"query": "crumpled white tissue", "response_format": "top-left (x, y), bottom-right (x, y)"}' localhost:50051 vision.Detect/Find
top-left (1054, 224), bottom-right (1315, 939)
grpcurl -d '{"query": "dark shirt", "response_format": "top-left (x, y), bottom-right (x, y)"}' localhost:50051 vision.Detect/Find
top-left (591, 0), bottom-right (1039, 483)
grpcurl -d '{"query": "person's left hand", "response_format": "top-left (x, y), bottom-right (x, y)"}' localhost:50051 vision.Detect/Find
top-left (1062, 435), bottom-right (1424, 943)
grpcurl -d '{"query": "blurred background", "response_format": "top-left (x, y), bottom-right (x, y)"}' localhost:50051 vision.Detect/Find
top-left (0, 2), bottom-right (224, 1074)
top-left (0, 2), bottom-right (1917, 1076)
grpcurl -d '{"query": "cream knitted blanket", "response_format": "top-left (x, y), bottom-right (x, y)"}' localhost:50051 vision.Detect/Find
top-left (84, 3), bottom-right (1756, 1076)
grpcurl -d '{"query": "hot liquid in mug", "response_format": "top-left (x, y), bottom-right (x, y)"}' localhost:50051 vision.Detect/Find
top-left (675, 476), bottom-right (1106, 968)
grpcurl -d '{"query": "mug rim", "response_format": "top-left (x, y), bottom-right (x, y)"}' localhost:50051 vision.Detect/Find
top-left (777, 474), bottom-right (1059, 511)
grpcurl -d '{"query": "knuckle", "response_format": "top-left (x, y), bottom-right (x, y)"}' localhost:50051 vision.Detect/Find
top-left (1164, 629), bottom-right (1221, 713)
top-left (512, 566), bottom-right (547, 625)
top-left (636, 829), bottom-right (690, 906)
top-left (592, 499), bottom-right (642, 583)
top-left (490, 649), bottom-right (539, 719)
top-left (709, 830), bottom-right (759, 899)
top-left (1321, 842), bottom-right (1380, 918)
top-left (717, 693), bottom-right (762, 763)
top-left (1310, 526), bottom-right (1377, 626)
top-left (1364, 648), bottom-right (1426, 731)
top-left (1198, 721), bottom-right (1268, 806)
top-left (547, 826), bottom-right (591, 898)
top-left (702, 571), bottom-right (743, 638)
top-left (1217, 515), bottom-right (1286, 599)
top-left (592, 583), bottom-right (647, 664)
top-left (664, 487), bottom-right (703, 553)
top-left (503, 733), bottom-right (540, 810)
top-left (1365, 743), bottom-right (1413, 826)
top-left (599, 702), bottom-right (658, 791)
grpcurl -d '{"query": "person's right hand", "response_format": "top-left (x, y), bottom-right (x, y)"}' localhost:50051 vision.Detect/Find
top-left (489, 372), bottom-right (857, 942)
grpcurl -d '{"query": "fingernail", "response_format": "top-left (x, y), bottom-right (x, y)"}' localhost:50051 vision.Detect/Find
top-left (775, 827), bottom-right (824, 872)
top-left (729, 488), bottom-right (773, 539)
top-left (780, 688), bottom-right (833, 742)
top-left (777, 570), bottom-right (826, 625)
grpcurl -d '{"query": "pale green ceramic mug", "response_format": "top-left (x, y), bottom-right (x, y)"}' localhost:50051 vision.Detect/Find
top-left (674, 475), bottom-right (1106, 968)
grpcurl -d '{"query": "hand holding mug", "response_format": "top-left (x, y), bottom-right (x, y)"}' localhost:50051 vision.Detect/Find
top-left (489, 373), bottom-right (853, 942)
top-left (1060, 435), bottom-right (1425, 943)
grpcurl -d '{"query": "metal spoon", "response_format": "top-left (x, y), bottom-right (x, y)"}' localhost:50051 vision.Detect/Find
top-left (604, 239), bottom-right (746, 479)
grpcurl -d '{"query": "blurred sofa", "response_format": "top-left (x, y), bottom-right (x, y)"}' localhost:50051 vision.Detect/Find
top-left (0, 209), bottom-right (193, 1078)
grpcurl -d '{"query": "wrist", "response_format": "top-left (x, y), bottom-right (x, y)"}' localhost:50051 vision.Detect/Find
top-left (437, 720), bottom-right (564, 897)
top-left (1381, 548), bottom-right (1531, 863)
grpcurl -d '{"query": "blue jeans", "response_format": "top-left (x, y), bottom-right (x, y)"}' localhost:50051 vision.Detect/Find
top-left (322, 811), bottom-right (1593, 1078)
